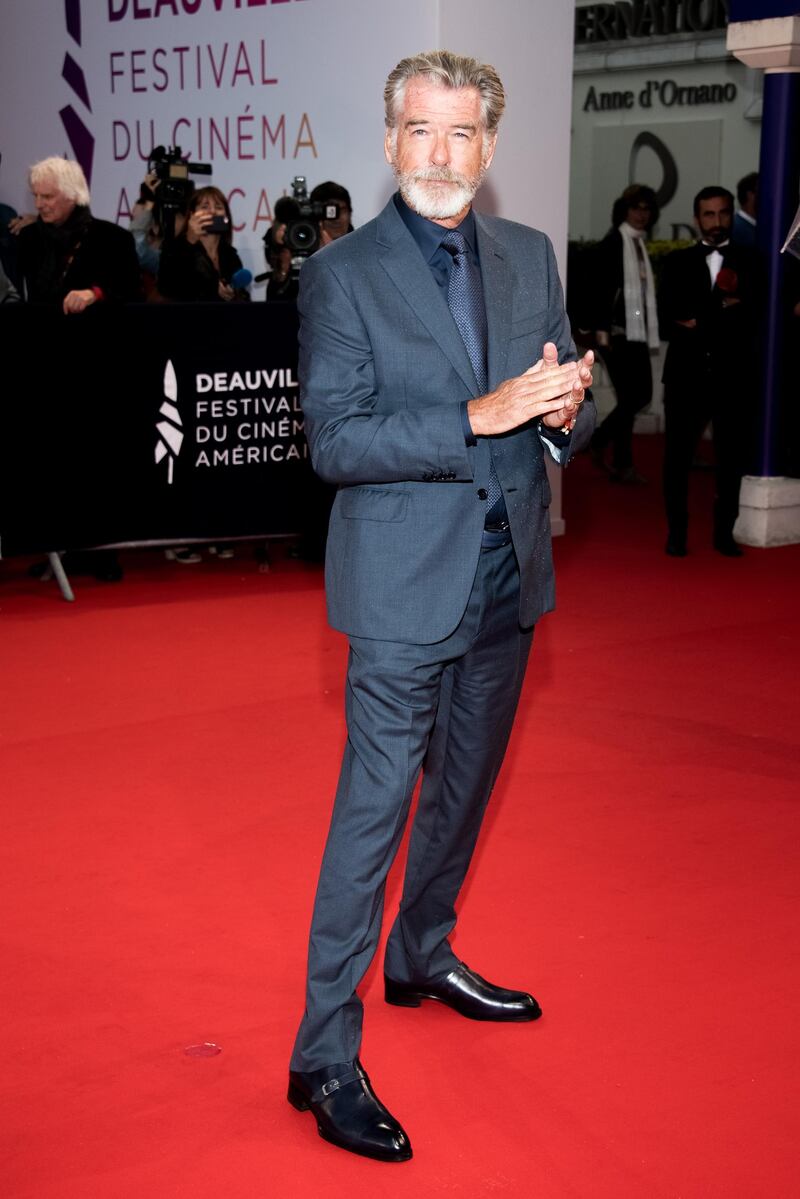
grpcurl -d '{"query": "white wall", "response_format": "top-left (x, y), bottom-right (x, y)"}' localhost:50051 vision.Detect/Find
top-left (439, 0), bottom-right (576, 278)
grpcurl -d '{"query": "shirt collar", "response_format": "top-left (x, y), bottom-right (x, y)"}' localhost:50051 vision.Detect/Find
top-left (394, 191), bottom-right (478, 262)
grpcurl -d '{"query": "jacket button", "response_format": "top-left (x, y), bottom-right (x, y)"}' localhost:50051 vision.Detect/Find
top-left (477, 488), bottom-right (488, 500)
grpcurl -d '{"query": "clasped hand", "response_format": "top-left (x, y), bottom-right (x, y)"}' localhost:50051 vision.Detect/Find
top-left (62, 288), bottom-right (97, 315)
top-left (467, 342), bottom-right (593, 437)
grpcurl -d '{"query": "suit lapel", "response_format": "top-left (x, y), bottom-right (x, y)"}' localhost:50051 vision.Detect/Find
top-left (475, 215), bottom-right (513, 390)
top-left (375, 200), bottom-right (478, 395)
top-left (690, 243), bottom-right (711, 291)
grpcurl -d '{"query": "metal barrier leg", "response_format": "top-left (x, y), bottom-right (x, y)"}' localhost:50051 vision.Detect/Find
top-left (48, 552), bottom-right (75, 602)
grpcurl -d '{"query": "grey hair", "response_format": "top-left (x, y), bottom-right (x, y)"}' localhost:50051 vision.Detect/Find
top-left (384, 50), bottom-right (506, 137)
top-left (29, 157), bottom-right (91, 206)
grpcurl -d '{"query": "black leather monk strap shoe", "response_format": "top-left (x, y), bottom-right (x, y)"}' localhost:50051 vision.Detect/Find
top-left (287, 1058), bottom-right (412, 1163)
top-left (384, 961), bottom-right (542, 1022)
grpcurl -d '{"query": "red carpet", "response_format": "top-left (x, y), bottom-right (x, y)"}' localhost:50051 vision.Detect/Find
top-left (2, 438), bottom-right (799, 1197)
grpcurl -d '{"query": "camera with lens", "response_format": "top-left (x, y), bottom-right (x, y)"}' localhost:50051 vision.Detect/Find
top-left (273, 176), bottom-right (340, 261)
top-left (145, 145), bottom-right (212, 214)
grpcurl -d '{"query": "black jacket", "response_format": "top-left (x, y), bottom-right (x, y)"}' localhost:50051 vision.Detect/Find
top-left (158, 237), bottom-right (244, 302)
top-left (658, 241), bottom-right (760, 390)
top-left (583, 227), bottom-right (627, 333)
top-left (18, 212), bottom-right (141, 304)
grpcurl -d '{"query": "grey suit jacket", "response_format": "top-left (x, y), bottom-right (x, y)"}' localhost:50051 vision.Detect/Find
top-left (298, 196), bottom-right (595, 644)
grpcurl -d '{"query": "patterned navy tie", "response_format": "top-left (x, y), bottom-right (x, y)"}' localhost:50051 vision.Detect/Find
top-left (441, 229), bottom-right (505, 524)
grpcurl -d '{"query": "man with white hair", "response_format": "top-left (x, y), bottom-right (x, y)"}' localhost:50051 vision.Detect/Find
top-left (17, 157), bottom-right (139, 313)
top-left (287, 50), bottom-right (594, 1162)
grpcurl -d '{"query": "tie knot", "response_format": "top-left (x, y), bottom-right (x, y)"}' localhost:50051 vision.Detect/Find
top-left (441, 229), bottom-right (469, 258)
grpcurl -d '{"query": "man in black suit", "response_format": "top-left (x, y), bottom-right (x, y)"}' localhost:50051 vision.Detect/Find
top-left (659, 186), bottom-right (759, 557)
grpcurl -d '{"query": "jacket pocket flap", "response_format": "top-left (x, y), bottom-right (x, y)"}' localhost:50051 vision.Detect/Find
top-left (340, 487), bottom-right (409, 522)
top-left (510, 315), bottom-right (547, 340)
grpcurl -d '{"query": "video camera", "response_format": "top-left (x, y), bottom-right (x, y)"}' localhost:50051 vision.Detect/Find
top-left (145, 145), bottom-right (212, 223)
top-left (273, 176), bottom-right (340, 261)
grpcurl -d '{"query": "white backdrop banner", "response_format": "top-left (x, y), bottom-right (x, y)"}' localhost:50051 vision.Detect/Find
top-left (2, 1), bottom-right (575, 275)
top-left (3, 0), bottom-right (440, 273)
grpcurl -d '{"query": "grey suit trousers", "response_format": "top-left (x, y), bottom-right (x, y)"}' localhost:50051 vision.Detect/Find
top-left (291, 540), bottom-right (534, 1071)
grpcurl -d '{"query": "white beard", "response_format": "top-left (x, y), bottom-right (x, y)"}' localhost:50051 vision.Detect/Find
top-left (393, 164), bottom-right (484, 221)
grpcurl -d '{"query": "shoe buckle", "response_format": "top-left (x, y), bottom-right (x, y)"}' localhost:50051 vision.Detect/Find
top-left (321, 1078), bottom-right (340, 1097)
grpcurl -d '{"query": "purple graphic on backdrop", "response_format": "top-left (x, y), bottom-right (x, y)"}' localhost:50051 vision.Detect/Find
top-left (60, 0), bottom-right (95, 185)
top-left (63, 54), bottom-right (92, 110)
top-left (66, 0), bottom-right (81, 43)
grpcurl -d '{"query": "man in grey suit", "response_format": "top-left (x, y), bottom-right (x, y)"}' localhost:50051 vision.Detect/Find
top-left (288, 50), bottom-right (595, 1162)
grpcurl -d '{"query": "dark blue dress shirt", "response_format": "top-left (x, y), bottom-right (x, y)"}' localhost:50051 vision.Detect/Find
top-left (393, 192), bottom-right (480, 448)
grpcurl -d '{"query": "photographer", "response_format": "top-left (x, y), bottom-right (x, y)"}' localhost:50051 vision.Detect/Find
top-left (158, 187), bottom-right (249, 303)
top-left (264, 180), bottom-right (355, 559)
top-left (132, 145), bottom-right (211, 296)
top-left (264, 179), bottom-right (353, 301)
top-left (129, 170), bottom-right (185, 297)
top-left (311, 180), bottom-right (354, 241)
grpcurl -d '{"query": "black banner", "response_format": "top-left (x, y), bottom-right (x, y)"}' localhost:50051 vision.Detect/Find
top-left (0, 302), bottom-right (312, 555)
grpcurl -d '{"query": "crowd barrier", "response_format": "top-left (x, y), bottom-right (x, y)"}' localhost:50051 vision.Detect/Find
top-left (0, 302), bottom-right (310, 557)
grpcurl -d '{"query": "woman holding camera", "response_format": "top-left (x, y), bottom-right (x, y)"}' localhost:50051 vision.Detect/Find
top-left (158, 187), bottom-right (248, 302)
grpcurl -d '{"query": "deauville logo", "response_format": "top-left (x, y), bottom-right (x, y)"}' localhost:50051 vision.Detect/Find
top-left (155, 361), bottom-right (184, 484)
top-left (62, 1), bottom-right (95, 184)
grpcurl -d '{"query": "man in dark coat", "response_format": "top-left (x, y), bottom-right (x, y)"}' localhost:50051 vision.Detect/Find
top-left (17, 157), bottom-right (140, 312)
top-left (585, 184), bottom-right (660, 484)
top-left (15, 157), bottom-right (140, 581)
top-left (659, 186), bottom-right (759, 557)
